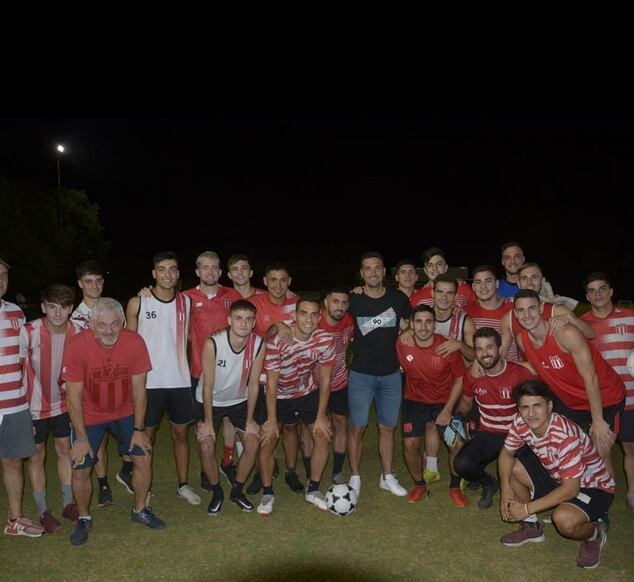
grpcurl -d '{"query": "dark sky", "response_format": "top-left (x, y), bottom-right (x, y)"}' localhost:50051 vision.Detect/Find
top-left (1, 115), bottom-right (633, 299)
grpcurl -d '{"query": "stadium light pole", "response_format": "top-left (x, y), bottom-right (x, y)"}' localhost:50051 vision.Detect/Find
top-left (56, 144), bottom-right (65, 230)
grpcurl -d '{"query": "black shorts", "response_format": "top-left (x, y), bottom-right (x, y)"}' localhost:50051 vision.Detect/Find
top-left (618, 409), bottom-right (634, 443)
top-left (211, 401), bottom-right (248, 433)
top-left (146, 388), bottom-right (196, 427)
top-left (401, 399), bottom-right (444, 438)
top-left (254, 385), bottom-right (267, 425)
top-left (191, 376), bottom-right (203, 421)
top-left (553, 397), bottom-right (624, 433)
top-left (276, 390), bottom-right (319, 426)
top-left (33, 413), bottom-right (71, 444)
top-left (515, 446), bottom-right (614, 522)
top-left (329, 387), bottom-right (349, 417)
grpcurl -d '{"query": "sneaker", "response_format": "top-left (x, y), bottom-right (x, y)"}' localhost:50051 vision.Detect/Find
top-left (423, 469), bottom-right (440, 483)
top-left (379, 474), bottom-right (407, 497)
top-left (407, 484), bottom-right (429, 503)
top-left (229, 492), bottom-right (254, 512)
top-left (177, 484), bottom-right (201, 505)
top-left (576, 529), bottom-right (606, 569)
top-left (39, 510), bottom-right (62, 534)
top-left (285, 471), bottom-right (305, 494)
top-left (349, 475), bottom-right (361, 497)
top-left (500, 521), bottom-right (545, 546)
top-left (332, 472), bottom-right (346, 485)
top-left (305, 490), bottom-right (328, 511)
top-left (247, 472), bottom-right (262, 495)
top-left (200, 471), bottom-right (213, 492)
top-left (4, 515), bottom-right (45, 538)
top-left (478, 478), bottom-right (499, 510)
top-left (207, 488), bottom-right (224, 516)
top-left (69, 518), bottom-right (92, 545)
top-left (219, 463), bottom-right (238, 486)
top-left (449, 487), bottom-right (468, 507)
top-left (98, 485), bottom-right (114, 507)
top-left (116, 471), bottom-right (134, 495)
top-left (61, 503), bottom-right (79, 524)
top-left (257, 494), bottom-right (275, 516)
top-left (131, 507), bottom-right (166, 530)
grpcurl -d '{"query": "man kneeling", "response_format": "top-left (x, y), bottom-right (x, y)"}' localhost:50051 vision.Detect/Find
top-left (498, 379), bottom-right (614, 569)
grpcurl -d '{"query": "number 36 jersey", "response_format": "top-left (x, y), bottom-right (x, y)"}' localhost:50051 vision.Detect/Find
top-left (137, 292), bottom-right (191, 389)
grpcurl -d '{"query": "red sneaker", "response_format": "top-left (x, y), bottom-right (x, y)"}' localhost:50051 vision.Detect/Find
top-left (4, 515), bottom-right (45, 537)
top-left (39, 510), bottom-right (62, 534)
top-left (62, 503), bottom-right (79, 524)
top-left (449, 487), bottom-right (468, 508)
top-left (407, 484), bottom-right (429, 503)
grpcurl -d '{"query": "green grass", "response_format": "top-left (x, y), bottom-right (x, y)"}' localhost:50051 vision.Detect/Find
top-left (3, 415), bottom-right (633, 582)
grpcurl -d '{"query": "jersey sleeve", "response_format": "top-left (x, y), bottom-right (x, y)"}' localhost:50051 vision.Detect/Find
top-left (318, 335), bottom-right (336, 366)
top-left (447, 351), bottom-right (466, 379)
top-left (264, 336), bottom-right (282, 372)
top-left (503, 417), bottom-right (525, 453)
top-left (556, 435), bottom-right (585, 481)
top-left (60, 335), bottom-right (86, 383)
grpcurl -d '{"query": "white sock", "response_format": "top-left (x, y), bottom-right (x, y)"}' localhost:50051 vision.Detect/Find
top-left (426, 457), bottom-right (438, 472)
top-left (524, 514), bottom-right (538, 523)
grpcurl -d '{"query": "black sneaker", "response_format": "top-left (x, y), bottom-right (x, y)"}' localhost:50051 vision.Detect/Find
top-left (207, 489), bottom-right (225, 516)
top-left (70, 518), bottom-right (92, 546)
top-left (200, 471), bottom-right (213, 492)
top-left (116, 471), bottom-right (134, 495)
top-left (467, 481), bottom-right (480, 491)
top-left (219, 463), bottom-right (238, 486)
top-left (98, 485), bottom-right (114, 507)
top-left (230, 492), bottom-right (254, 512)
top-left (478, 478), bottom-right (499, 510)
top-left (247, 472), bottom-right (262, 495)
top-left (131, 507), bottom-right (165, 530)
top-left (285, 471), bottom-right (304, 494)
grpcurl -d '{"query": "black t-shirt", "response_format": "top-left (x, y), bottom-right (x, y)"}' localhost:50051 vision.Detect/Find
top-left (349, 288), bottom-right (412, 376)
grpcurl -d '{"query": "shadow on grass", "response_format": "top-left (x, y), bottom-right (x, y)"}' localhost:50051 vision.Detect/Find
top-left (230, 564), bottom-right (387, 582)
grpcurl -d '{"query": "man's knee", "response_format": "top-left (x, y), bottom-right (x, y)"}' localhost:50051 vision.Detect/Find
top-left (552, 505), bottom-right (585, 537)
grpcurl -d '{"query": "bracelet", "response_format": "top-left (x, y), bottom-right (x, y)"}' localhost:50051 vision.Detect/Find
top-left (524, 503), bottom-right (530, 517)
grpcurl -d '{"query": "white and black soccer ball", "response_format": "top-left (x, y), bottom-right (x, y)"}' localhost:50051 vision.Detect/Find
top-left (325, 483), bottom-right (357, 517)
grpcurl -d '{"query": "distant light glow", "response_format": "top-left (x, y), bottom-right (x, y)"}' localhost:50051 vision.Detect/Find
top-left (56, 145), bottom-right (65, 153)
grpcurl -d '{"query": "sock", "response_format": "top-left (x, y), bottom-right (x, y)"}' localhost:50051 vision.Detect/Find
top-left (33, 490), bottom-right (47, 516)
top-left (449, 474), bottom-right (461, 488)
top-left (178, 481), bottom-right (189, 489)
top-left (479, 472), bottom-right (494, 488)
top-left (235, 441), bottom-right (244, 457)
top-left (285, 468), bottom-right (296, 475)
top-left (97, 477), bottom-right (109, 490)
top-left (79, 515), bottom-right (92, 521)
top-left (426, 457), bottom-right (438, 472)
top-left (524, 514), bottom-right (538, 523)
top-left (62, 483), bottom-right (73, 507)
top-left (307, 479), bottom-right (320, 493)
top-left (231, 482), bottom-right (244, 497)
top-left (263, 486), bottom-right (274, 495)
top-left (333, 452), bottom-right (346, 475)
top-left (121, 460), bottom-right (133, 475)
top-left (213, 482), bottom-right (223, 495)
top-left (223, 445), bottom-right (233, 466)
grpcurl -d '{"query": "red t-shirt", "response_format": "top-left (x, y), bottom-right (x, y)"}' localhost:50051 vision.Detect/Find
top-left (184, 286), bottom-right (242, 378)
top-left (316, 312), bottom-right (354, 392)
top-left (250, 294), bottom-right (296, 338)
top-left (61, 329), bottom-right (152, 424)
top-left (410, 282), bottom-right (476, 310)
top-left (396, 334), bottom-right (465, 404)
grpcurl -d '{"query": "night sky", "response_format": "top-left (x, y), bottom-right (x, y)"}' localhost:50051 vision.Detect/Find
top-left (1, 116), bottom-right (633, 300)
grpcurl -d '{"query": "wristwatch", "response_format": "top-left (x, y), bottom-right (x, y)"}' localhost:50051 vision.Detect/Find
top-left (133, 426), bottom-right (145, 432)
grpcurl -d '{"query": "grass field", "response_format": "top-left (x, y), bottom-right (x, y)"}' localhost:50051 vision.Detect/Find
top-left (2, 413), bottom-right (633, 582)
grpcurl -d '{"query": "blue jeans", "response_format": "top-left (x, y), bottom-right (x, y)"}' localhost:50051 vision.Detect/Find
top-left (347, 370), bottom-right (402, 428)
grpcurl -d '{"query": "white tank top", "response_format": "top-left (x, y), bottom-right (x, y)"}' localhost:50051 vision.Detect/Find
top-left (196, 330), bottom-right (263, 407)
top-left (137, 292), bottom-right (190, 389)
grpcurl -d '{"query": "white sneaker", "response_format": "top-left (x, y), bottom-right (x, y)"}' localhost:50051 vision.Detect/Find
top-left (257, 494), bottom-right (275, 515)
top-left (349, 475), bottom-right (361, 497)
top-left (177, 484), bottom-right (201, 505)
top-left (305, 490), bottom-right (328, 511)
top-left (379, 474), bottom-right (407, 496)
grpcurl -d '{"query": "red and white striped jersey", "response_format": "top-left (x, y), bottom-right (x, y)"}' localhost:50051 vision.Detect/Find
top-left (504, 412), bottom-right (615, 493)
top-left (581, 307), bottom-right (634, 411)
top-left (410, 282), bottom-right (476, 310)
top-left (70, 301), bottom-right (92, 330)
top-left (184, 285), bottom-right (242, 378)
top-left (466, 299), bottom-right (519, 362)
top-left (21, 318), bottom-right (80, 420)
top-left (0, 300), bottom-right (27, 415)
top-left (397, 334), bottom-right (465, 404)
top-left (315, 312), bottom-right (354, 392)
top-left (435, 308), bottom-right (468, 341)
top-left (463, 361), bottom-right (533, 433)
top-left (265, 328), bottom-right (335, 399)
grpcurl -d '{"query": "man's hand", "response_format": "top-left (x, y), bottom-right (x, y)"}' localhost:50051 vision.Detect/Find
top-left (71, 438), bottom-right (94, 467)
top-left (196, 420), bottom-right (216, 442)
top-left (500, 489), bottom-right (514, 521)
top-left (470, 359), bottom-right (486, 378)
top-left (312, 414), bottom-right (332, 441)
top-left (503, 498), bottom-right (529, 522)
top-left (260, 419), bottom-right (279, 445)
top-left (138, 286), bottom-right (153, 298)
top-left (435, 339), bottom-right (461, 358)
top-left (589, 417), bottom-right (616, 458)
top-left (548, 315), bottom-right (569, 336)
top-left (350, 286), bottom-right (363, 295)
top-left (245, 419), bottom-right (260, 439)
top-left (129, 430), bottom-right (152, 455)
top-left (399, 328), bottom-right (414, 346)
top-left (435, 407), bottom-right (452, 427)
top-left (274, 322), bottom-right (293, 344)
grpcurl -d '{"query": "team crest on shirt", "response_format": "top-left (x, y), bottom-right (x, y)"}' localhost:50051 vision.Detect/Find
top-left (549, 356), bottom-right (564, 369)
top-left (406, 354), bottom-right (414, 362)
top-left (431, 356), bottom-right (444, 369)
top-left (614, 323), bottom-right (628, 336)
top-left (195, 302), bottom-right (204, 307)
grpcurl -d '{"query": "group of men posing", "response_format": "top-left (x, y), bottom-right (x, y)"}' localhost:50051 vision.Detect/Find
top-left (0, 242), bottom-right (631, 570)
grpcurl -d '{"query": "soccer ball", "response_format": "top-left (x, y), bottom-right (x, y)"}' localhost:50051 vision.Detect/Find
top-left (627, 351), bottom-right (634, 378)
top-left (325, 483), bottom-right (357, 517)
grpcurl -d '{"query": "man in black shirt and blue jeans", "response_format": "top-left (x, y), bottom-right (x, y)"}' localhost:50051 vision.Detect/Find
top-left (348, 252), bottom-right (412, 499)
